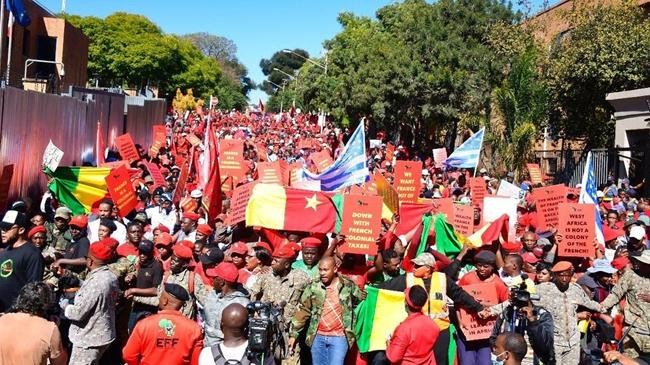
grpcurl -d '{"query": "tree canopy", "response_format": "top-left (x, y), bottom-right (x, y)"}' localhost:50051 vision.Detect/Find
top-left (259, 49), bottom-right (309, 94)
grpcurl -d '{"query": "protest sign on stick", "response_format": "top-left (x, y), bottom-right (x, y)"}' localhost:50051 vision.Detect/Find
top-left (453, 204), bottom-right (474, 236)
top-left (219, 139), bottom-right (245, 182)
top-left (115, 133), bottom-right (140, 162)
top-left (43, 140), bottom-right (64, 172)
top-left (432, 148), bottom-right (448, 168)
top-left (557, 203), bottom-right (595, 257)
top-left (257, 162), bottom-right (283, 185)
top-left (458, 282), bottom-right (499, 340)
top-left (533, 184), bottom-right (567, 230)
top-left (394, 161), bottom-right (422, 203)
top-left (228, 182), bottom-right (255, 226)
top-left (340, 194), bottom-right (383, 255)
top-left (469, 177), bottom-right (487, 203)
top-left (104, 165), bottom-right (138, 217)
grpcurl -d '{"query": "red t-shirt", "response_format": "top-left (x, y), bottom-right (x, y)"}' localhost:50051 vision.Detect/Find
top-left (117, 243), bottom-right (139, 258)
top-left (458, 271), bottom-right (510, 302)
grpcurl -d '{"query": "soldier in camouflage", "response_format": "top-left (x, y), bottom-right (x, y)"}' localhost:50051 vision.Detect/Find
top-left (45, 207), bottom-right (73, 255)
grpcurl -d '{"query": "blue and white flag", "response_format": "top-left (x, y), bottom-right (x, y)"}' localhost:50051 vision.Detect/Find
top-left (579, 151), bottom-right (605, 244)
top-left (444, 128), bottom-right (485, 169)
top-left (300, 121), bottom-right (369, 191)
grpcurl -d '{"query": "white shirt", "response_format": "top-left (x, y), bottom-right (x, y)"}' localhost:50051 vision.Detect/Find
top-left (146, 206), bottom-right (177, 233)
top-left (198, 341), bottom-right (249, 365)
top-left (87, 218), bottom-right (127, 244)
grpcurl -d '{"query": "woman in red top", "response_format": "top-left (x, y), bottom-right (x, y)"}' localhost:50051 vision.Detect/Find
top-left (386, 285), bottom-right (440, 365)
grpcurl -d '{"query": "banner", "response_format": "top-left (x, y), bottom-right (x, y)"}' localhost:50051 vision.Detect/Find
top-left (144, 162), bottom-right (165, 188)
top-left (340, 194), bottom-right (383, 255)
top-left (469, 177), bottom-right (487, 204)
top-left (394, 161), bottom-right (422, 203)
top-left (227, 182), bottom-right (255, 226)
top-left (532, 184), bottom-right (567, 230)
top-left (458, 282), bottom-right (499, 340)
top-left (453, 204), bottom-right (474, 236)
top-left (104, 165), bottom-right (138, 217)
top-left (257, 162), bottom-right (283, 185)
top-left (219, 139), bottom-right (246, 182)
top-left (432, 148), bottom-right (448, 168)
top-left (558, 203), bottom-right (595, 257)
top-left (43, 140), bottom-right (64, 172)
top-left (115, 133), bottom-right (140, 162)
top-left (527, 163), bottom-right (543, 185)
top-left (374, 172), bottom-right (399, 213)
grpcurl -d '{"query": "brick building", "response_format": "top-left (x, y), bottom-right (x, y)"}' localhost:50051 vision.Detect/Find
top-left (0, 0), bottom-right (88, 92)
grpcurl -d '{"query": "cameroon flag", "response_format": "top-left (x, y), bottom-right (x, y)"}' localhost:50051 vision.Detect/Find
top-left (46, 167), bottom-right (111, 215)
top-left (245, 184), bottom-right (337, 233)
top-left (355, 286), bottom-right (407, 353)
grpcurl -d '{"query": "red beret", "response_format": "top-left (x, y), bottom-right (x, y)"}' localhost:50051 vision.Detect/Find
top-left (196, 224), bottom-right (213, 236)
top-left (603, 226), bottom-right (624, 243)
top-left (254, 241), bottom-right (272, 254)
top-left (101, 237), bottom-right (120, 251)
top-left (182, 212), bottom-right (200, 221)
top-left (205, 262), bottom-right (239, 282)
top-left (229, 241), bottom-right (248, 256)
top-left (155, 224), bottom-right (170, 234)
top-left (273, 243), bottom-right (299, 260)
top-left (89, 241), bottom-right (114, 261)
top-left (69, 215), bottom-right (88, 229)
top-left (551, 261), bottom-right (573, 273)
top-left (178, 240), bottom-right (195, 251)
top-left (611, 256), bottom-right (630, 270)
top-left (501, 241), bottom-right (522, 253)
top-left (155, 232), bottom-right (173, 247)
top-left (301, 236), bottom-right (322, 249)
top-left (521, 252), bottom-right (539, 265)
top-left (27, 225), bottom-right (47, 239)
top-left (173, 244), bottom-right (194, 260)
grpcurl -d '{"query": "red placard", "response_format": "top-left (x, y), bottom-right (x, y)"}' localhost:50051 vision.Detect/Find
top-left (185, 133), bottom-right (201, 147)
top-left (104, 165), bottom-right (138, 217)
top-left (221, 176), bottom-right (234, 198)
top-left (115, 133), bottom-right (140, 162)
top-left (385, 142), bottom-right (395, 162)
top-left (180, 195), bottom-right (198, 213)
top-left (150, 125), bottom-right (166, 157)
top-left (219, 139), bottom-right (246, 181)
top-left (432, 148), bottom-right (448, 168)
top-left (432, 198), bottom-right (454, 220)
top-left (227, 182), bottom-right (255, 226)
top-left (527, 163), bottom-right (543, 185)
top-left (469, 177), bottom-right (487, 204)
top-left (311, 151), bottom-right (334, 173)
top-left (288, 162), bottom-right (304, 186)
top-left (144, 162), bottom-right (165, 188)
top-left (558, 203), bottom-right (595, 257)
top-left (173, 163), bottom-right (189, 204)
top-left (257, 162), bottom-right (283, 185)
top-left (458, 282), bottom-right (499, 340)
top-left (453, 204), bottom-right (474, 236)
top-left (394, 161), bottom-right (422, 203)
top-left (340, 194), bottom-right (383, 255)
top-left (532, 184), bottom-right (567, 230)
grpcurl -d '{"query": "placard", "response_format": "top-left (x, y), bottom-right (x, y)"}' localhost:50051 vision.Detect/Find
top-left (483, 196), bottom-right (518, 241)
top-left (374, 171), bottom-right (399, 213)
top-left (458, 282), bottom-right (499, 341)
top-left (150, 125), bottom-right (166, 157)
top-left (497, 180), bottom-right (523, 199)
top-left (385, 142), bottom-right (395, 162)
top-left (104, 165), bottom-right (138, 217)
top-left (469, 177), bottom-right (487, 204)
top-left (219, 139), bottom-right (246, 181)
top-left (340, 194), bottom-right (383, 255)
top-left (173, 163), bottom-right (189, 204)
top-left (369, 139), bottom-right (381, 148)
top-left (432, 198), bottom-right (454, 220)
top-left (288, 162), bottom-right (304, 186)
top-left (453, 204), bottom-right (474, 236)
top-left (115, 133), bottom-right (140, 162)
top-left (43, 140), bottom-right (64, 172)
top-left (257, 162), bottom-right (283, 185)
top-left (311, 150), bottom-right (334, 173)
top-left (557, 203), bottom-right (595, 257)
top-left (228, 182), bottom-right (255, 226)
top-left (394, 161), bottom-right (422, 203)
top-left (432, 148), bottom-right (448, 168)
top-left (144, 162), bottom-right (165, 188)
top-left (527, 163), bottom-right (543, 185)
top-left (185, 133), bottom-right (201, 147)
top-left (532, 184), bottom-right (567, 230)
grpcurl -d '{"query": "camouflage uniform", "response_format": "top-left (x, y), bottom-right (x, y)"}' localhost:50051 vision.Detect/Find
top-left (45, 221), bottom-right (72, 254)
top-left (134, 268), bottom-right (208, 319)
top-left (600, 269), bottom-right (650, 357)
top-left (536, 282), bottom-right (602, 365)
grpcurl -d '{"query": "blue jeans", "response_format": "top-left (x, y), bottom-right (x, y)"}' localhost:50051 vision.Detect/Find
top-left (311, 334), bottom-right (348, 365)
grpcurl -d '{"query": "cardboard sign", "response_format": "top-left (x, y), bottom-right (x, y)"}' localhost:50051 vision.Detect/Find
top-left (453, 204), bottom-right (474, 236)
top-left (228, 182), bottom-right (255, 226)
top-left (497, 180), bottom-right (523, 199)
top-left (394, 161), bottom-right (422, 203)
top-left (43, 140), bottom-right (64, 172)
top-left (369, 139), bottom-right (381, 148)
top-left (469, 177), bottom-right (487, 204)
top-left (432, 148), bottom-right (448, 168)
top-left (374, 172), bottom-right (399, 213)
top-left (458, 282), bottom-right (499, 341)
top-left (385, 142), bottom-right (395, 162)
top-left (311, 150), bottom-right (334, 173)
top-left (432, 198), bottom-right (454, 220)
top-left (483, 196), bottom-right (518, 241)
top-left (144, 162), bottom-right (165, 188)
top-left (257, 162), bottom-right (283, 185)
top-left (185, 133), bottom-right (201, 147)
top-left (150, 125), bottom-right (166, 157)
top-left (533, 184), bottom-right (567, 230)
top-left (180, 195), bottom-right (198, 213)
top-left (340, 194), bottom-right (383, 255)
top-left (219, 139), bottom-right (246, 181)
top-left (115, 133), bottom-right (140, 162)
top-left (104, 165), bottom-right (138, 217)
top-left (0, 164), bottom-right (14, 210)
top-left (288, 162), bottom-right (304, 186)
top-left (173, 163), bottom-right (189, 204)
top-left (558, 203), bottom-right (595, 257)
top-left (527, 163), bottom-right (543, 185)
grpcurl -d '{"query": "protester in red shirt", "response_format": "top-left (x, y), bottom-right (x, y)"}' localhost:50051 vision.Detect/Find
top-left (386, 285), bottom-right (440, 365)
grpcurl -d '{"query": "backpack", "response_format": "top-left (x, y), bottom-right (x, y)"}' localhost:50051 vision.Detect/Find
top-left (210, 344), bottom-right (251, 365)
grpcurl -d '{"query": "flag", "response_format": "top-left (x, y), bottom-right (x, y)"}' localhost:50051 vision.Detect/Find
top-left (6, 0), bottom-right (30, 27)
top-left (402, 214), bottom-right (433, 272)
top-left (300, 121), bottom-right (369, 191)
top-left (579, 151), bottom-right (605, 244)
top-left (258, 99), bottom-right (265, 112)
top-left (466, 214), bottom-right (510, 247)
top-left (202, 122), bottom-right (222, 225)
top-left (245, 184), bottom-right (337, 233)
top-left (444, 128), bottom-right (485, 169)
top-left (355, 286), bottom-right (407, 353)
top-left (96, 121), bottom-right (105, 165)
top-left (395, 202), bottom-right (434, 236)
top-left (433, 213), bottom-right (463, 258)
top-left (45, 167), bottom-right (111, 215)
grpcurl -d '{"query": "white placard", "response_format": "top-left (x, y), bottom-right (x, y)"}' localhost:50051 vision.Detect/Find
top-left (497, 179), bottom-right (524, 200)
top-left (483, 196), bottom-right (518, 241)
top-left (42, 140), bottom-right (64, 172)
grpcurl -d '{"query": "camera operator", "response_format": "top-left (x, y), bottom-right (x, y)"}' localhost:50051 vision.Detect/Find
top-left (603, 350), bottom-right (650, 365)
top-left (198, 303), bottom-right (274, 365)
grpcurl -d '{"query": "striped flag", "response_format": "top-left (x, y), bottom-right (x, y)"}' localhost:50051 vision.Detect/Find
top-left (579, 151), bottom-right (605, 244)
top-left (300, 121), bottom-right (369, 191)
top-left (444, 128), bottom-right (485, 169)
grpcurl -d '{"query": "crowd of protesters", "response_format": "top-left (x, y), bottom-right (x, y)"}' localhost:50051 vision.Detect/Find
top-left (0, 107), bottom-right (648, 365)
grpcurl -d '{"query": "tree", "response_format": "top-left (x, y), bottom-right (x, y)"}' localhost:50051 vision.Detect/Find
top-left (259, 49), bottom-right (309, 94)
top-left (545, 1), bottom-right (650, 147)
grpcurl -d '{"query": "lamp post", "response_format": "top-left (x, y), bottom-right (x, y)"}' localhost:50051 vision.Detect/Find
top-left (282, 49), bottom-right (328, 75)
top-left (273, 68), bottom-right (297, 106)
top-left (268, 80), bottom-right (286, 113)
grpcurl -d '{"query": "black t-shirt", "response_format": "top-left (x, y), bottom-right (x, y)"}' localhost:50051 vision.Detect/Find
top-left (136, 258), bottom-right (163, 289)
top-left (64, 237), bottom-right (90, 273)
top-left (0, 241), bottom-right (44, 312)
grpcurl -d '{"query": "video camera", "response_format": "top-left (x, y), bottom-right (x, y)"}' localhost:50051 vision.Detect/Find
top-left (507, 274), bottom-right (532, 334)
top-left (246, 301), bottom-right (283, 360)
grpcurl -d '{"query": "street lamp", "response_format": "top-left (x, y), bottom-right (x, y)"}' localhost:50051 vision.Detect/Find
top-left (267, 80), bottom-right (287, 113)
top-left (282, 49), bottom-right (328, 75)
top-left (273, 67), bottom-right (295, 80)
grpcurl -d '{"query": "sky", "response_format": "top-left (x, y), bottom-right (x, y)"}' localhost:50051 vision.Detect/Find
top-left (38, 0), bottom-right (548, 103)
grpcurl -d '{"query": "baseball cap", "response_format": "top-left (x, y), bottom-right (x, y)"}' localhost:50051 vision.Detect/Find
top-left (54, 207), bottom-right (72, 220)
top-left (0, 210), bottom-right (28, 230)
top-left (229, 241), bottom-right (248, 256)
top-left (630, 226), bottom-right (646, 241)
top-left (412, 252), bottom-right (436, 267)
top-left (631, 250), bottom-right (650, 265)
top-left (69, 215), bottom-right (88, 229)
top-left (205, 262), bottom-right (239, 282)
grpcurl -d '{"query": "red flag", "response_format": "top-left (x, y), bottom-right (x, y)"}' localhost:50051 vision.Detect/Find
top-left (96, 121), bottom-right (105, 165)
top-left (202, 122), bottom-right (222, 225)
top-left (394, 202), bottom-right (434, 236)
top-left (259, 99), bottom-right (265, 112)
top-left (289, 103), bottom-right (296, 118)
top-left (480, 214), bottom-right (510, 244)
